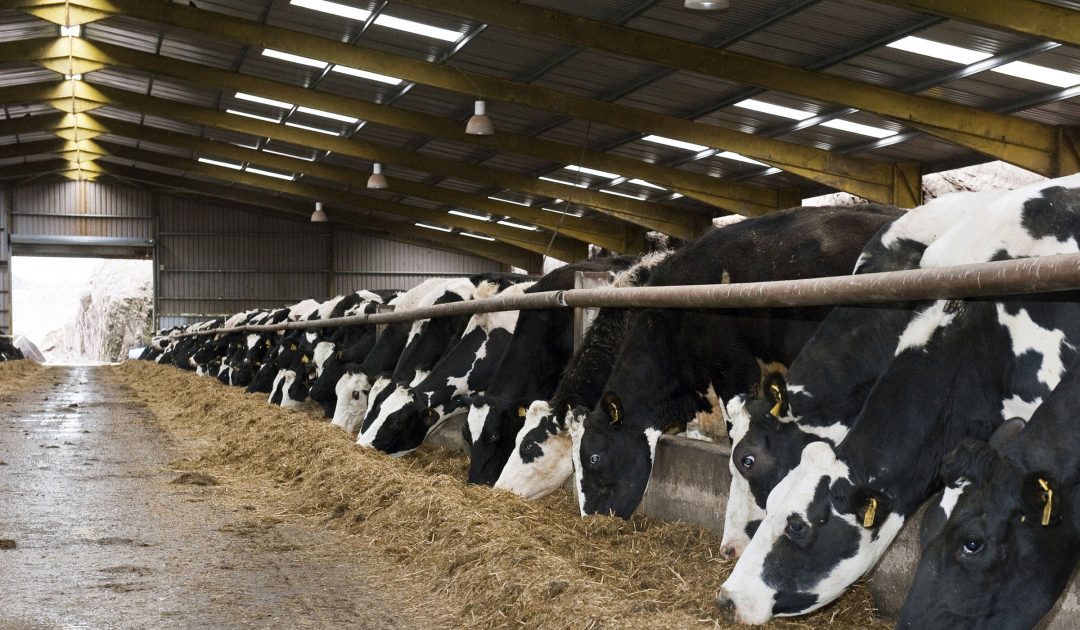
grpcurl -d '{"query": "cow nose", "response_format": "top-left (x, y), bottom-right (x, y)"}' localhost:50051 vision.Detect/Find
top-left (720, 545), bottom-right (738, 560)
top-left (715, 591), bottom-right (738, 623)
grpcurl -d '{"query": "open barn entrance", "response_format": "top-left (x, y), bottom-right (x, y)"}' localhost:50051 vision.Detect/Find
top-left (11, 256), bottom-right (153, 364)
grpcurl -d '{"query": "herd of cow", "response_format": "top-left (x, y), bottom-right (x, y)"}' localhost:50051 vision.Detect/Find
top-left (142, 173), bottom-right (1080, 629)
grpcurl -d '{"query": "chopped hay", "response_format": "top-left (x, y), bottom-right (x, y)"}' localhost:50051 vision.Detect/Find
top-left (109, 361), bottom-right (889, 629)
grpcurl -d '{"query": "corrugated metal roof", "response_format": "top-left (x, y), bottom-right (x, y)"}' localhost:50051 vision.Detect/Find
top-left (0, 0), bottom-right (1075, 262)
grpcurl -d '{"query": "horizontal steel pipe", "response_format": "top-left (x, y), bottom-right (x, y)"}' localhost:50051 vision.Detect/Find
top-left (169, 252), bottom-right (1080, 338)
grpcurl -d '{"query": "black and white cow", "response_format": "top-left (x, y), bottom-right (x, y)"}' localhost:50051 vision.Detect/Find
top-left (330, 278), bottom-right (466, 434)
top-left (358, 277), bottom-right (534, 456)
top-left (720, 191), bottom-right (995, 558)
top-left (463, 256), bottom-right (638, 486)
top-left (492, 252), bottom-right (669, 499)
top-left (567, 204), bottom-right (903, 519)
top-left (246, 299), bottom-right (321, 394)
top-left (718, 175), bottom-right (1080, 624)
top-left (897, 363), bottom-right (1080, 630)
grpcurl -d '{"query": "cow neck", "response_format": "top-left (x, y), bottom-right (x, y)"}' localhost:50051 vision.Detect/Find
top-left (838, 301), bottom-right (1012, 516)
top-left (486, 309), bottom-right (573, 402)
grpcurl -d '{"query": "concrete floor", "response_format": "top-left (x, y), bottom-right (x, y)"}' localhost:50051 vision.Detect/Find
top-left (0, 366), bottom-right (420, 629)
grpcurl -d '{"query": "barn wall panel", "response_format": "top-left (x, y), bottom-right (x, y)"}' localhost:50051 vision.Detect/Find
top-left (331, 230), bottom-right (499, 296)
top-left (10, 181), bottom-right (154, 239)
top-left (0, 189), bottom-right (10, 332)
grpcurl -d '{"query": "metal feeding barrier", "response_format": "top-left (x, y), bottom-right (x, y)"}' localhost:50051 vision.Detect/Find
top-left (170, 252), bottom-right (1080, 338)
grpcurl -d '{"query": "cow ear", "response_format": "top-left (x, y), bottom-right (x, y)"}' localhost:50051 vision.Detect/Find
top-left (852, 487), bottom-right (891, 529)
top-left (764, 374), bottom-right (789, 418)
top-left (988, 417), bottom-right (1026, 452)
top-left (422, 407), bottom-right (440, 427)
top-left (942, 438), bottom-right (998, 488)
top-left (602, 392), bottom-right (623, 425)
top-left (1020, 473), bottom-right (1062, 527)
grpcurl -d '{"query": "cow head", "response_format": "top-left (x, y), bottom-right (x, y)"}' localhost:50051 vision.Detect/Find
top-left (330, 369), bottom-right (373, 434)
top-left (570, 393), bottom-right (662, 518)
top-left (718, 441), bottom-right (904, 624)
top-left (357, 384), bottom-right (443, 456)
top-left (464, 394), bottom-right (531, 486)
top-left (898, 439), bottom-right (1077, 630)
top-left (722, 382), bottom-right (821, 559)
top-left (310, 351), bottom-right (346, 418)
top-left (494, 399), bottom-right (577, 500)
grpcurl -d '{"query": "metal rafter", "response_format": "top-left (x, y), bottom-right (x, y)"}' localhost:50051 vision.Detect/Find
top-left (392, 0), bottom-right (1063, 177)
top-left (866, 0), bottom-right (1080, 49)
top-left (45, 0), bottom-right (917, 204)
top-left (34, 37), bottom-right (797, 216)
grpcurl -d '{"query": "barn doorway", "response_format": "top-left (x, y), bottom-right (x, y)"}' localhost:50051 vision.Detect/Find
top-left (11, 256), bottom-right (154, 364)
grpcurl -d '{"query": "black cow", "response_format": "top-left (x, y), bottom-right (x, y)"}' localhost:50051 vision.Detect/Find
top-left (898, 363), bottom-right (1080, 630)
top-left (719, 175), bottom-right (1080, 624)
top-left (358, 274), bottom-right (534, 455)
top-left (463, 255), bottom-right (638, 486)
top-left (493, 252), bottom-right (669, 499)
top-left (568, 204), bottom-right (903, 519)
top-left (720, 191), bottom-right (993, 558)
top-left (329, 278), bottom-right (457, 434)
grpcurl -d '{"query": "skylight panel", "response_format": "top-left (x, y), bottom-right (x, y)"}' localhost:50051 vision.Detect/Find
top-left (565, 164), bottom-right (620, 179)
top-left (820, 119), bottom-right (897, 139)
top-left (642, 135), bottom-right (709, 152)
top-left (416, 222), bottom-right (452, 232)
top-left (235, 92), bottom-right (293, 109)
top-left (296, 106), bottom-right (359, 124)
top-left (198, 157), bottom-right (243, 170)
top-left (331, 65), bottom-right (403, 85)
top-left (600, 189), bottom-right (646, 200)
top-left (60, 24), bottom-right (81, 37)
top-left (993, 61), bottom-right (1080, 88)
top-left (226, 109), bottom-right (281, 123)
top-left (460, 232), bottom-right (495, 241)
top-left (715, 151), bottom-right (767, 166)
top-left (734, 99), bottom-right (813, 120)
top-left (262, 48), bottom-right (328, 69)
top-left (290, 0), bottom-right (371, 21)
top-left (497, 219), bottom-right (538, 231)
top-left (627, 179), bottom-right (666, 190)
top-left (488, 196), bottom-right (531, 206)
top-left (448, 209), bottom-right (489, 221)
top-left (542, 206), bottom-right (583, 217)
top-left (374, 15), bottom-right (463, 42)
top-left (263, 148), bottom-right (317, 161)
top-left (887, 36), bottom-right (990, 65)
top-left (246, 166), bottom-right (296, 180)
top-left (539, 176), bottom-right (590, 188)
top-left (286, 121), bottom-right (340, 136)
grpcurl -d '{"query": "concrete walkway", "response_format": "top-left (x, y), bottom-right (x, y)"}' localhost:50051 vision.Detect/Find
top-left (0, 366), bottom-right (420, 629)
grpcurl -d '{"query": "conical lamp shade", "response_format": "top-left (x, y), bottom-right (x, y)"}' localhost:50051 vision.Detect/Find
top-left (685, 0), bottom-right (729, 8)
top-left (310, 201), bottom-right (328, 222)
top-left (466, 100), bottom-right (494, 136)
top-left (367, 162), bottom-right (388, 189)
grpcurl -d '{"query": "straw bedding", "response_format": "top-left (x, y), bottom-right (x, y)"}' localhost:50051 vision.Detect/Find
top-left (100, 361), bottom-right (888, 629)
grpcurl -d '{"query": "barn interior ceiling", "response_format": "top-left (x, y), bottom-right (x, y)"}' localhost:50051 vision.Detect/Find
top-left (0, 0), bottom-right (1077, 266)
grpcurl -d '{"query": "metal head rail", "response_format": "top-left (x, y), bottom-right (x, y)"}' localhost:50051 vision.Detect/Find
top-left (169, 252), bottom-right (1080, 339)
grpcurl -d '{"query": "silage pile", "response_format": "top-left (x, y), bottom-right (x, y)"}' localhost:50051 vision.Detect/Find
top-left (0, 360), bottom-right (46, 395)
top-left (112, 361), bottom-right (888, 629)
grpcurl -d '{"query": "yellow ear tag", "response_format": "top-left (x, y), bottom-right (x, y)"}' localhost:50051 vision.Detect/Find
top-left (608, 402), bottom-right (620, 424)
top-left (518, 406), bottom-right (527, 417)
top-left (769, 383), bottom-right (783, 418)
top-left (863, 497), bottom-right (878, 528)
top-left (290, 344), bottom-right (297, 351)
top-left (301, 355), bottom-right (309, 364)
top-left (1039, 478), bottom-right (1054, 526)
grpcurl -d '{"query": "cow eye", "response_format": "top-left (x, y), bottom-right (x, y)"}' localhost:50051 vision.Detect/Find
top-left (488, 432), bottom-right (500, 443)
top-left (351, 391), bottom-right (360, 400)
top-left (588, 453), bottom-right (601, 466)
top-left (961, 539), bottom-right (984, 556)
top-left (740, 454), bottom-right (755, 471)
top-left (524, 442), bottom-right (539, 454)
top-left (785, 519), bottom-right (807, 538)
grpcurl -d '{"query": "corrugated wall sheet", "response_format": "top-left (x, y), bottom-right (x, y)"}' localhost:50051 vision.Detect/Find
top-left (11, 181), bottom-right (154, 239)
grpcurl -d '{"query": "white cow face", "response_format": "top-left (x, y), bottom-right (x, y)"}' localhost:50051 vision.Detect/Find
top-left (718, 442), bottom-right (904, 624)
top-left (494, 400), bottom-right (575, 500)
top-left (330, 371), bottom-right (372, 434)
